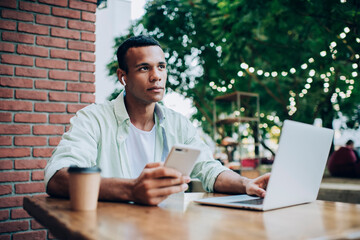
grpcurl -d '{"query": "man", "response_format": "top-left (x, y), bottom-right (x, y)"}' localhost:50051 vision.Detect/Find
top-left (45, 35), bottom-right (270, 205)
top-left (328, 139), bottom-right (360, 178)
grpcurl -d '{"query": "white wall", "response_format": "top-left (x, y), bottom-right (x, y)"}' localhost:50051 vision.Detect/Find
top-left (95, 0), bottom-right (131, 103)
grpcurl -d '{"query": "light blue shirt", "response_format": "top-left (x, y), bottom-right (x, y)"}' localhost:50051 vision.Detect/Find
top-left (44, 91), bottom-right (228, 192)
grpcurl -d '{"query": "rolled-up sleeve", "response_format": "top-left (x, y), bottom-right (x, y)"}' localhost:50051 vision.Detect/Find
top-left (44, 106), bottom-right (99, 187)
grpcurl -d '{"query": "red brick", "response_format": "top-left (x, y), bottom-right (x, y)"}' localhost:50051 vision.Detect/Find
top-left (0, 221), bottom-right (28, 233)
top-left (0, 160), bottom-right (13, 170)
top-left (0, 88), bottom-right (13, 98)
top-left (0, 100), bottom-right (32, 111)
top-left (0, 77), bottom-right (33, 88)
top-left (50, 27), bottom-right (80, 40)
top-left (15, 136), bottom-right (47, 146)
top-left (33, 125), bottom-right (64, 135)
top-left (49, 92), bottom-right (78, 102)
top-left (82, 12), bottom-right (96, 22)
top-left (1, 54), bottom-right (33, 66)
top-left (84, 0), bottom-right (97, 2)
top-left (33, 148), bottom-right (54, 157)
top-left (32, 171), bottom-right (45, 181)
top-left (35, 80), bottom-right (65, 91)
top-left (0, 185), bottom-right (12, 195)
top-left (0, 235), bottom-right (11, 240)
top-left (15, 182), bottom-right (45, 194)
top-left (17, 44), bottom-right (48, 57)
top-left (0, 20), bottom-right (16, 30)
top-left (15, 113), bottom-right (47, 123)
top-left (67, 82), bottom-right (95, 93)
top-left (0, 172), bottom-right (29, 183)
top-left (81, 32), bottom-right (95, 42)
top-left (34, 102), bottom-right (66, 112)
top-left (15, 89), bottom-right (47, 101)
top-left (2, 32), bottom-right (34, 44)
top-left (38, 0), bottom-right (67, 7)
top-left (52, 7), bottom-right (80, 19)
top-left (68, 19), bottom-right (95, 32)
top-left (67, 103), bottom-right (88, 113)
top-left (0, 125), bottom-right (30, 134)
top-left (13, 230), bottom-right (47, 240)
top-left (68, 40), bottom-right (95, 52)
top-left (80, 93), bottom-right (95, 103)
top-left (1, 9), bottom-right (34, 22)
top-left (69, 0), bottom-right (96, 12)
top-left (0, 148), bottom-right (31, 158)
top-left (0, 65), bottom-right (13, 75)
top-left (0, 136), bottom-right (12, 146)
top-left (19, 1), bottom-right (51, 14)
top-left (0, 196), bottom-right (24, 208)
top-left (49, 70), bottom-right (79, 81)
top-left (15, 67), bottom-right (47, 78)
top-left (0, 42), bottom-right (15, 52)
top-left (0, 210), bottom-right (9, 221)
top-left (18, 22), bottom-right (49, 35)
top-left (31, 219), bottom-right (45, 230)
top-left (36, 15), bottom-right (66, 27)
top-left (0, 112), bottom-right (12, 122)
top-left (50, 49), bottom-right (79, 60)
top-left (68, 61), bottom-right (95, 72)
top-left (81, 52), bottom-right (95, 62)
top-left (0, 0), bottom-right (16, 8)
top-left (65, 125), bottom-right (70, 132)
top-left (36, 36), bottom-right (66, 48)
top-left (49, 114), bottom-right (74, 124)
top-left (80, 72), bottom-right (95, 82)
top-left (36, 58), bottom-right (66, 69)
top-left (15, 159), bottom-right (47, 170)
top-left (49, 136), bottom-right (62, 145)
top-left (11, 209), bottom-right (31, 219)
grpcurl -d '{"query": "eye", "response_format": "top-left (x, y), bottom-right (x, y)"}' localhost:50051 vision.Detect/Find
top-left (159, 64), bottom-right (166, 70)
top-left (139, 66), bottom-right (149, 71)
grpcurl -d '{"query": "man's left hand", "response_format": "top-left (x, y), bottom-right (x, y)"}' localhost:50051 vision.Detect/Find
top-left (245, 173), bottom-right (271, 198)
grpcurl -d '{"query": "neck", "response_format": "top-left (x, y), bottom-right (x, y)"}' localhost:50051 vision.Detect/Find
top-left (124, 95), bottom-right (156, 131)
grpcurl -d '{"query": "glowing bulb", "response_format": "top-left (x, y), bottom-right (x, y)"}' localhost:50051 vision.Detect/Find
top-left (264, 72), bottom-right (270, 77)
top-left (281, 71), bottom-right (288, 76)
top-left (271, 71), bottom-right (278, 77)
top-left (237, 71), bottom-right (244, 77)
top-left (305, 84), bottom-right (311, 89)
top-left (352, 72), bottom-right (358, 77)
top-left (344, 27), bottom-right (350, 33)
top-left (309, 69), bottom-right (315, 77)
top-left (209, 82), bottom-right (215, 87)
top-left (230, 79), bottom-right (235, 84)
top-left (290, 68), bottom-right (296, 74)
top-left (249, 67), bottom-right (255, 73)
top-left (352, 63), bottom-right (358, 69)
top-left (240, 63), bottom-right (249, 69)
top-left (330, 42), bottom-right (337, 48)
top-left (308, 58), bottom-right (314, 63)
top-left (340, 32), bottom-right (346, 39)
top-left (257, 70), bottom-right (263, 75)
top-left (320, 51), bottom-right (327, 57)
top-left (307, 78), bottom-right (313, 83)
top-left (301, 63), bottom-right (308, 69)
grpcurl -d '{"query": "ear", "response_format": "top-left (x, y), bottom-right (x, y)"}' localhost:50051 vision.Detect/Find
top-left (116, 68), bottom-right (127, 86)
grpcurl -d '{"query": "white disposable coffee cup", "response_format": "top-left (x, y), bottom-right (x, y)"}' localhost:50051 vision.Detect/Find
top-left (68, 166), bottom-right (101, 211)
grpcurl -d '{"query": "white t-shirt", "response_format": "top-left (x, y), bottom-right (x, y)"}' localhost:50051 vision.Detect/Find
top-left (126, 122), bottom-right (156, 178)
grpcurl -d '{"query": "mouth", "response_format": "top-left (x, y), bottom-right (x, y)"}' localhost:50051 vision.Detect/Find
top-left (147, 86), bottom-right (164, 92)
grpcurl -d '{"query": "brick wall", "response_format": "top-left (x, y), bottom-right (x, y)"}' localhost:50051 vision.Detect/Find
top-left (0, 0), bottom-right (96, 239)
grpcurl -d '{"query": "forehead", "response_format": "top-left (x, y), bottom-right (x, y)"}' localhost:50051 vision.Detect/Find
top-left (125, 46), bottom-right (165, 66)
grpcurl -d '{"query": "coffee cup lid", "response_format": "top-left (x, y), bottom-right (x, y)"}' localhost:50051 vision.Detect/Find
top-left (68, 165), bottom-right (101, 173)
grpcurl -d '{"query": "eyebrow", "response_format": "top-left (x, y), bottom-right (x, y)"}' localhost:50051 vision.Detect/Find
top-left (135, 62), bottom-right (166, 68)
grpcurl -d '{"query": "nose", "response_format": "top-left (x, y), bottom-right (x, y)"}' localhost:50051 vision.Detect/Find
top-left (150, 68), bottom-right (162, 82)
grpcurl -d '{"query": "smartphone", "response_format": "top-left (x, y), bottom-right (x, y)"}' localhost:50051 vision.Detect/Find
top-left (164, 144), bottom-right (202, 176)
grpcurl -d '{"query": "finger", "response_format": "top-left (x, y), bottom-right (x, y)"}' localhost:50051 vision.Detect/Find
top-left (249, 186), bottom-right (266, 198)
top-left (145, 162), bottom-right (163, 169)
top-left (148, 176), bottom-right (189, 188)
top-left (147, 183), bottom-right (188, 198)
top-left (146, 167), bottom-right (183, 179)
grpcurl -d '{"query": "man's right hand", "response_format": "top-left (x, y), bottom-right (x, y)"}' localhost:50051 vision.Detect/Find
top-left (131, 162), bottom-right (190, 205)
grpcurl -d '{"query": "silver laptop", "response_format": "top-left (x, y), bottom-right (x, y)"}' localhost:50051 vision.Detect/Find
top-left (195, 120), bottom-right (334, 211)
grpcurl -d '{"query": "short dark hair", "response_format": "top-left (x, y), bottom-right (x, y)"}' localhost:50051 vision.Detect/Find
top-left (346, 139), bottom-right (354, 146)
top-left (116, 35), bottom-right (161, 73)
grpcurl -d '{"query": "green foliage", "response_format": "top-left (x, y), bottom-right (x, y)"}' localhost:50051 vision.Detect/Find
top-left (107, 0), bottom-right (360, 137)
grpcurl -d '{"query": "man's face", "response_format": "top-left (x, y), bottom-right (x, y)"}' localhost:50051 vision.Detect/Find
top-left (122, 46), bottom-right (167, 105)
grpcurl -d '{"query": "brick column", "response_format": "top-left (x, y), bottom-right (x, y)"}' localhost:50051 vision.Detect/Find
top-left (0, 0), bottom-right (96, 239)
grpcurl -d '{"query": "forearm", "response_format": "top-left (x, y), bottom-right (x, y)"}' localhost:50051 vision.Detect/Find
top-left (213, 170), bottom-right (250, 194)
top-left (47, 168), bottom-right (135, 202)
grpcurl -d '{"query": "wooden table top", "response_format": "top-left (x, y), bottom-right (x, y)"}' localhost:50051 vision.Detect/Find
top-left (23, 193), bottom-right (360, 240)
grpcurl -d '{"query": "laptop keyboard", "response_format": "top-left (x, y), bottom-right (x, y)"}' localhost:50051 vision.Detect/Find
top-left (234, 198), bottom-right (264, 205)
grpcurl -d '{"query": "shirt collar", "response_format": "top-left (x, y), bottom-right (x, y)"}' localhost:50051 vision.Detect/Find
top-left (113, 90), bottom-right (165, 124)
